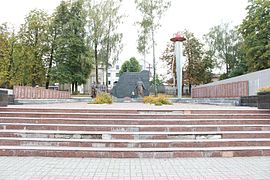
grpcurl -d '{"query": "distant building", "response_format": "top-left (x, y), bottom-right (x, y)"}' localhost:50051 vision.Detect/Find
top-left (77, 63), bottom-right (121, 94)
top-left (108, 64), bottom-right (120, 90)
top-left (211, 74), bottom-right (221, 82)
top-left (61, 65), bottom-right (107, 94)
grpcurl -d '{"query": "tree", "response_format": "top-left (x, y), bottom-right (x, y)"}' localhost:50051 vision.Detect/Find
top-left (0, 24), bottom-right (9, 87)
top-left (150, 74), bottom-right (163, 86)
top-left (200, 51), bottom-right (215, 83)
top-left (86, 0), bottom-right (107, 84)
top-left (239, 0), bottom-right (270, 72)
top-left (204, 23), bottom-right (242, 79)
top-left (159, 42), bottom-right (175, 85)
top-left (102, 0), bottom-right (123, 88)
top-left (183, 30), bottom-right (206, 94)
top-left (86, 0), bottom-right (122, 87)
top-left (16, 9), bottom-right (49, 87)
top-left (119, 57), bottom-right (141, 76)
top-left (137, 17), bottom-right (151, 70)
top-left (52, 0), bottom-right (91, 92)
top-left (44, 12), bottom-right (59, 89)
top-left (160, 31), bottom-right (214, 92)
top-left (135, 0), bottom-right (171, 96)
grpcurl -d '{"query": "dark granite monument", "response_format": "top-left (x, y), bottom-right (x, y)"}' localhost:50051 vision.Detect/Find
top-left (0, 90), bottom-right (8, 106)
top-left (112, 70), bottom-right (150, 98)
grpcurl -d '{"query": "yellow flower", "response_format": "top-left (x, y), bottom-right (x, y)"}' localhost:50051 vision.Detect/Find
top-left (257, 86), bottom-right (270, 93)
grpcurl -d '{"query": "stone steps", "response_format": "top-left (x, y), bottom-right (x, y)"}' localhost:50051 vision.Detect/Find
top-left (1, 108), bottom-right (269, 114)
top-left (1, 123), bottom-right (270, 132)
top-left (0, 112), bottom-right (269, 119)
top-left (0, 107), bottom-right (269, 158)
top-left (0, 108), bottom-right (138, 114)
top-left (0, 117), bottom-right (269, 125)
top-left (0, 137), bottom-right (270, 148)
top-left (0, 130), bottom-right (269, 139)
top-left (0, 146), bottom-right (269, 158)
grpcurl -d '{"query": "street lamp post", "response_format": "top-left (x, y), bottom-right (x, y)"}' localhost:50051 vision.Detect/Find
top-left (170, 32), bottom-right (186, 98)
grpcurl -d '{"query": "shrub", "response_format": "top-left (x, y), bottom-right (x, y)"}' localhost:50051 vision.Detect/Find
top-left (143, 96), bottom-right (153, 104)
top-left (143, 95), bottom-right (172, 106)
top-left (89, 93), bottom-right (112, 104)
top-left (257, 86), bottom-right (270, 93)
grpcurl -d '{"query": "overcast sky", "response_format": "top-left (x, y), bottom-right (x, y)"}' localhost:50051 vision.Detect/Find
top-left (0, 0), bottom-right (248, 74)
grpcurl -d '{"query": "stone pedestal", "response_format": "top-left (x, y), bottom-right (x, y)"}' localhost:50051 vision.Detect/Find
top-left (240, 96), bottom-right (258, 107)
top-left (257, 92), bottom-right (270, 109)
top-left (0, 90), bottom-right (8, 106)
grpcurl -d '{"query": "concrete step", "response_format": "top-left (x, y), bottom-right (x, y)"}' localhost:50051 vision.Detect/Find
top-left (1, 108), bottom-right (269, 114)
top-left (0, 112), bottom-right (269, 119)
top-left (0, 137), bottom-right (270, 148)
top-left (0, 130), bottom-right (269, 139)
top-left (0, 145), bottom-right (269, 158)
top-left (0, 107), bottom-right (269, 158)
top-left (0, 108), bottom-right (138, 114)
top-left (1, 123), bottom-right (270, 132)
top-left (0, 117), bottom-right (269, 125)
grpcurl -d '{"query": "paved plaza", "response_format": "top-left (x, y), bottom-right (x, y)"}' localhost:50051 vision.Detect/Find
top-left (9, 102), bottom-right (256, 110)
top-left (0, 157), bottom-right (269, 180)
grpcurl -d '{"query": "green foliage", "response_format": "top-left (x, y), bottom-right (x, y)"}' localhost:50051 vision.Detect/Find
top-left (135, 0), bottom-right (171, 96)
top-left (183, 30), bottom-right (214, 93)
top-left (136, 17), bottom-right (151, 57)
top-left (239, 0), bottom-right (270, 72)
top-left (102, 0), bottom-right (123, 87)
top-left (183, 30), bottom-right (205, 87)
top-left (86, 0), bottom-right (123, 85)
top-left (204, 23), bottom-right (243, 78)
top-left (160, 31), bottom-right (214, 89)
top-left (119, 57), bottom-right (142, 76)
top-left (15, 9), bottom-right (49, 87)
top-left (51, 0), bottom-right (91, 92)
top-left (228, 58), bottom-right (248, 78)
top-left (0, 0), bottom-right (94, 90)
top-left (159, 42), bottom-right (175, 81)
top-left (0, 23), bottom-right (11, 87)
top-left (143, 95), bottom-right (172, 106)
top-left (89, 92), bottom-right (113, 104)
top-left (150, 75), bottom-right (163, 86)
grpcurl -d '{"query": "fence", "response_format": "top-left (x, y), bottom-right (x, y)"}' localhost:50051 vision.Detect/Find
top-left (13, 86), bottom-right (71, 99)
top-left (192, 81), bottom-right (249, 98)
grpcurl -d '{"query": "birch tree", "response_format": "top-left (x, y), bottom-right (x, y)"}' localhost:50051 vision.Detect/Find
top-left (135, 0), bottom-right (171, 96)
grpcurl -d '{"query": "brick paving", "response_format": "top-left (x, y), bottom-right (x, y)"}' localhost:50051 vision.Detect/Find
top-left (0, 157), bottom-right (269, 180)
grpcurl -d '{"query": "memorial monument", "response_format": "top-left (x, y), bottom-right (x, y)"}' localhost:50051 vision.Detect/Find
top-left (112, 70), bottom-right (150, 98)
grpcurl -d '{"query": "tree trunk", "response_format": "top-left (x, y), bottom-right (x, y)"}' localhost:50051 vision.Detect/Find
top-left (189, 83), bottom-right (192, 95)
top-left (105, 35), bottom-right (110, 91)
top-left (46, 29), bottom-right (57, 89)
top-left (72, 83), bottom-right (75, 93)
top-left (226, 63), bottom-right (229, 78)
top-left (75, 82), bottom-right (78, 93)
top-left (45, 48), bottom-right (54, 89)
top-left (151, 27), bottom-right (157, 96)
top-left (94, 42), bottom-right (98, 84)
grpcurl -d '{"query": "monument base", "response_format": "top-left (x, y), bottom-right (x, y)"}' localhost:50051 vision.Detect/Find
top-left (0, 90), bottom-right (8, 107)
